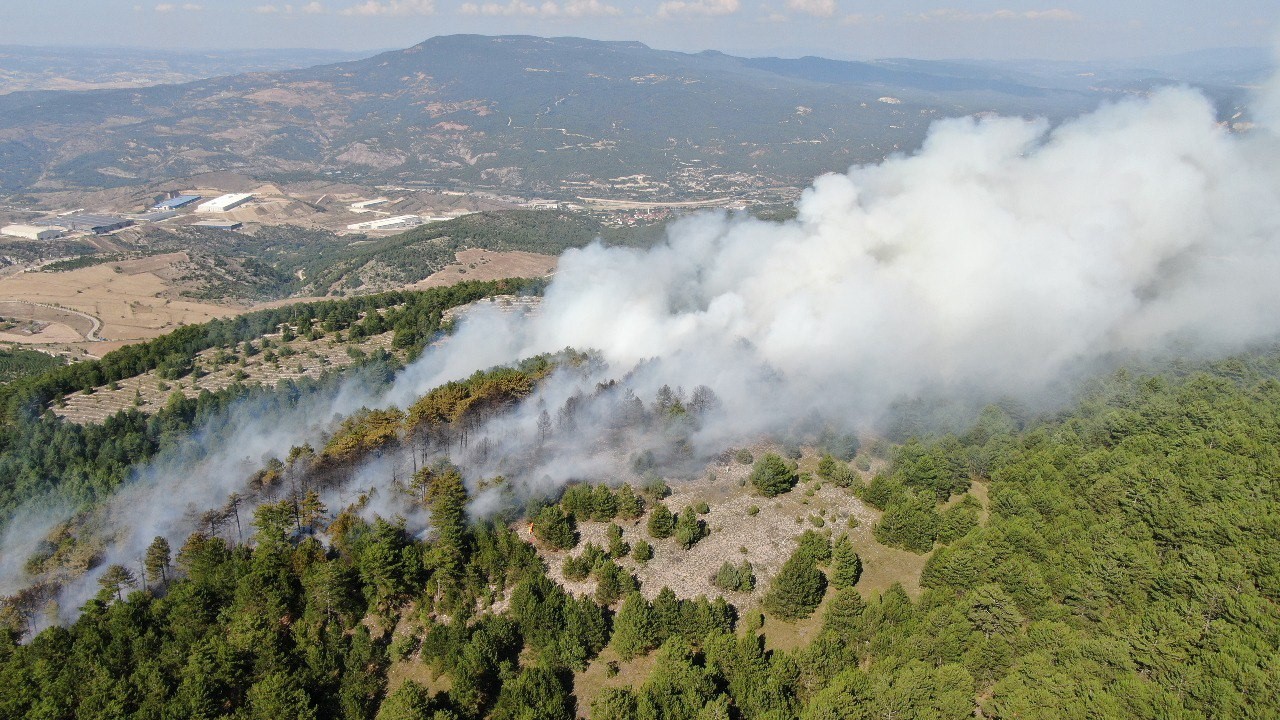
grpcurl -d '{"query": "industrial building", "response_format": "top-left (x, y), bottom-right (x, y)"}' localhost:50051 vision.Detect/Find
top-left (196, 193), bottom-right (253, 213)
top-left (52, 214), bottom-right (133, 234)
top-left (1, 224), bottom-right (66, 241)
top-left (192, 220), bottom-right (243, 231)
top-left (349, 198), bottom-right (389, 212)
top-left (152, 195), bottom-right (201, 211)
top-left (346, 215), bottom-right (424, 232)
top-left (135, 210), bottom-right (178, 223)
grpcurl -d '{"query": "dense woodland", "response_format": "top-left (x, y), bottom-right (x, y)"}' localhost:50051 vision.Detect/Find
top-left (0, 334), bottom-right (1278, 717)
top-left (0, 279), bottom-right (538, 527)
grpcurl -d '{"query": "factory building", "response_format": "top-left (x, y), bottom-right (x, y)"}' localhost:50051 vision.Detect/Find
top-left (346, 215), bottom-right (425, 232)
top-left (152, 195), bottom-right (201, 211)
top-left (192, 220), bottom-right (243, 231)
top-left (53, 214), bottom-right (133, 234)
top-left (349, 198), bottom-right (389, 212)
top-left (1, 224), bottom-right (66, 241)
top-left (135, 210), bottom-right (178, 223)
top-left (196, 193), bottom-right (253, 213)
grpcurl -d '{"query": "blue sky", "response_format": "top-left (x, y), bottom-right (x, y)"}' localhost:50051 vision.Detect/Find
top-left (1, 1), bottom-right (1276, 60)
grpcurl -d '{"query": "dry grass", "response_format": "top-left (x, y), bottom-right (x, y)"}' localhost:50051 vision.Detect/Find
top-left (527, 443), bottom-right (929, 607)
top-left (572, 647), bottom-right (659, 718)
top-left (384, 609), bottom-right (453, 698)
top-left (410, 249), bottom-right (557, 290)
top-left (0, 253), bottom-right (241, 344)
top-left (54, 327), bottom-right (402, 424)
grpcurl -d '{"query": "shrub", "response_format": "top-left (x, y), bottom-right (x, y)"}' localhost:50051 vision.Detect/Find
top-left (712, 561), bottom-right (756, 593)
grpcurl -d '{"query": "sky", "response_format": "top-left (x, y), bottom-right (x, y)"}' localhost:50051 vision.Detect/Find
top-left (0, 1), bottom-right (1276, 61)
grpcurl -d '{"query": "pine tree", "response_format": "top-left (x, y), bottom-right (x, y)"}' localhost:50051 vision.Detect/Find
top-left (606, 523), bottom-right (630, 558)
top-left (673, 506), bottom-right (708, 549)
top-left (632, 539), bottom-right (654, 564)
top-left (612, 592), bottom-right (658, 660)
top-left (647, 503), bottom-right (675, 539)
top-left (143, 536), bottom-right (171, 587)
top-left (763, 549), bottom-right (827, 621)
top-left (750, 453), bottom-right (797, 497)
top-left (616, 483), bottom-right (645, 520)
top-left (97, 564), bottom-right (137, 602)
top-left (830, 534), bottom-right (863, 590)
top-left (533, 505), bottom-right (578, 550)
top-left (425, 466), bottom-right (469, 575)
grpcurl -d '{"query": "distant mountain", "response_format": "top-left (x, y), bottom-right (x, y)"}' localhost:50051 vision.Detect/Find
top-left (0, 45), bottom-right (369, 94)
top-left (0, 35), bottom-right (1238, 198)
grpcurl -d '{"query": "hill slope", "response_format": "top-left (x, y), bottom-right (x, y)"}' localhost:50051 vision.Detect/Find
top-left (0, 35), bottom-right (1105, 196)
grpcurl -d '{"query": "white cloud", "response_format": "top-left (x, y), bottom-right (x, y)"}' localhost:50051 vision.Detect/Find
top-left (656, 0), bottom-right (740, 19)
top-left (154, 2), bottom-right (202, 10)
top-left (458, 1), bottom-right (621, 17)
top-left (786, 0), bottom-right (835, 18)
top-left (840, 12), bottom-right (883, 25)
top-left (341, 0), bottom-right (434, 15)
top-left (253, 2), bottom-right (327, 14)
top-left (912, 7), bottom-right (1081, 22)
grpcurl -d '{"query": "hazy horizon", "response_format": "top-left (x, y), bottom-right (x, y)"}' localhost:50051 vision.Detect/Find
top-left (1, 1), bottom-right (1276, 62)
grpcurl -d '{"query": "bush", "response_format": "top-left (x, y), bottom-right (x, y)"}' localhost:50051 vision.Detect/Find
top-left (632, 540), bottom-right (654, 563)
top-left (389, 633), bottom-right (420, 662)
top-left (641, 475), bottom-right (670, 500)
top-left (747, 505), bottom-right (760, 516)
top-left (712, 561), bottom-right (756, 593)
top-left (735, 449), bottom-right (754, 464)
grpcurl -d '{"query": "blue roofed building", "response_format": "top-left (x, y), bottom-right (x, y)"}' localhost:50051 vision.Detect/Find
top-left (152, 195), bottom-right (201, 211)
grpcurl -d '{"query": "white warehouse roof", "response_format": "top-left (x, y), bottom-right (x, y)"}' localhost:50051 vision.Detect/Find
top-left (2, 224), bottom-right (66, 240)
top-left (347, 215), bottom-right (424, 231)
top-left (196, 193), bottom-right (253, 213)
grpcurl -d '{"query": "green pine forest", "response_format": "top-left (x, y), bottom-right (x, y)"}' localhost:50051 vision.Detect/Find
top-left (1, 284), bottom-right (1279, 717)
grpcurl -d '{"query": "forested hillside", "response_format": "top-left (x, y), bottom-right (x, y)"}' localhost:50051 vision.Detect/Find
top-left (2, 346), bottom-right (1278, 718)
top-left (0, 278), bottom-right (539, 526)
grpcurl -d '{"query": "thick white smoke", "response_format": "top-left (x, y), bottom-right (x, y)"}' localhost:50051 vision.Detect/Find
top-left (7, 76), bottom-right (1280, 624)
top-left (456, 83), bottom-right (1280, 435)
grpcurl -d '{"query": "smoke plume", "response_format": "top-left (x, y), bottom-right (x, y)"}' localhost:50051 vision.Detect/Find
top-left (7, 76), bottom-right (1280, 623)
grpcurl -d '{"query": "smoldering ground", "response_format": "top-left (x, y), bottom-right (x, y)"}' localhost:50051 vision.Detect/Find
top-left (8, 73), bottom-right (1280, 625)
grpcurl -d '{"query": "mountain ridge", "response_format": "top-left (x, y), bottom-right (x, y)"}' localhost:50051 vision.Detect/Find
top-left (0, 34), bottom-right (1108, 198)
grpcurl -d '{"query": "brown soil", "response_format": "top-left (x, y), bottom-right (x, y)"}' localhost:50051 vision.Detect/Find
top-left (0, 253), bottom-right (241, 343)
top-left (411, 249), bottom-right (557, 289)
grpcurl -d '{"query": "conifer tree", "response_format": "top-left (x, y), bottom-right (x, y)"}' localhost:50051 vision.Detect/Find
top-left (612, 592), bottom-right (658, 660)
top-left (764, 549), bottom-right (827, 621)
top-left (830, 534), bottom-right (863, 590)
top-left (144, 536), bottom-right (171, 587)
top-left (616, 483), bottom-right (645, 520)
top-left (750, 453), bottom-right (798, 497)
top-left (647, 503), bottom-right (675, 539)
